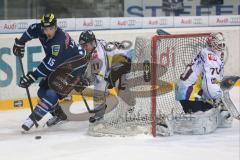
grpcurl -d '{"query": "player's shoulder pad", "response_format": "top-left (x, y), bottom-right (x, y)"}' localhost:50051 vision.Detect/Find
top-left (53, 28), bottom-right (69, 45)
top-left (48, 29), bottom-right (67, 56)
top-left (28, 23), bottom-right (41, 31)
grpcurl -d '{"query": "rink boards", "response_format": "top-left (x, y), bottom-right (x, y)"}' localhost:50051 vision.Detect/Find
top-left (0, 27), bottom-right (240, 110)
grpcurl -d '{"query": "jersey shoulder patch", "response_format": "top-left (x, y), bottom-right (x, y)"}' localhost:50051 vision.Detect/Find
top-left (51, 45), bottom-right (60, 56)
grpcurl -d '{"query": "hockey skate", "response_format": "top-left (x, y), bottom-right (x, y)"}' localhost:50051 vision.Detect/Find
top-left (46, 105), bottom-right (67, 127)
top-left (89, 104), bottom-right (107, 123)
top-left (156, 114), bottom-right (174, 136)
top-left (22, 117), bottom-right (35, 131)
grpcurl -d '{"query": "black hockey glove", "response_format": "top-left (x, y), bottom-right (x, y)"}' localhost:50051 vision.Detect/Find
top-left (105, 61), bottom-right (131, 89)
top-left (13, 38), bottom-right (25, 58)
top-left (19, 71), bottom-right (37, 88)
top-left (74, 77), bottom-right (91, 92)
top-left (220, 76), bottom-right (240, 91)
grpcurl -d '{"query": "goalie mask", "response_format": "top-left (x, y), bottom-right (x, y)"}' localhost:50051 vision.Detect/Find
top-left (207, 32), bottom-right (226, 52)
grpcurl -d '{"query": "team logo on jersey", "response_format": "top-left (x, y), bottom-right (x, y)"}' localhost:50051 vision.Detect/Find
top-left (52, 45), bottom-right (60, 56)
top-left (208, 53), bottom-right (217, 61)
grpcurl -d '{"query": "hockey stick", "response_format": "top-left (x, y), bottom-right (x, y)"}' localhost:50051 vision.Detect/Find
top-left (77, 72), bottom-right (110, 114)
top-left (18, 57), bottom-right (39, 127)
top-left (79, 90), bottom-right (107, 114)
top-left (78, 88), bottom-right (93, 113)
top-left (220, 76), bottom-right (240, 120)
top-left (221, 91), bottom-right (240, 120)
top-left (156, 29), bottom-right (171, 35)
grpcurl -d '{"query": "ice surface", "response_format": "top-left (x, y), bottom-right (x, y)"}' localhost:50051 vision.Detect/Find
top-left (0, 87), bottom-right (239, 160)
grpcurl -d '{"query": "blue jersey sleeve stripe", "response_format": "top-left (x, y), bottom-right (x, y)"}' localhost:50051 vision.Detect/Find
top-left (25, 31), bottom-right (33, 39)
top-left (36, 68), bottom-right (47, 77)
top-left (35, 63), bottom-right (52, 77)
top-left (42, 61), bottom-right (55, 71)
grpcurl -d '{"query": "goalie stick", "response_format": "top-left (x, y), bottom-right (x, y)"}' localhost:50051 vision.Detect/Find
top-left (220, 76), bottom-right (240, 120)
top-left (156, 29), bottom-right (171, 35)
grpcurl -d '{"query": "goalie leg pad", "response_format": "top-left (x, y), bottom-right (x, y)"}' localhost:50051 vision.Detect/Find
top-left (173, 108), bottom-right (219, 135)
top-left (216, 98), bottom-right (233, 128)
top-left (218, 110), bottom-right (233, 128)
top-left (156, 114), bottom-right (174, 137)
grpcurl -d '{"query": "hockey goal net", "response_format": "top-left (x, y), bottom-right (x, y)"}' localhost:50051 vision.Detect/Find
top-left (88, 33), bottom-right (210, 137)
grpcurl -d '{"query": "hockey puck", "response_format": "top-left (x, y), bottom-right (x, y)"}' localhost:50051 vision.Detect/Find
top-left (35, 136), bottom-right (42, 140)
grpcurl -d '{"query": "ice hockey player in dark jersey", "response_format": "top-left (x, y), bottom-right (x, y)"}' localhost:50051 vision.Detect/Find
top-left (13, 13), bottom-right (88, 131)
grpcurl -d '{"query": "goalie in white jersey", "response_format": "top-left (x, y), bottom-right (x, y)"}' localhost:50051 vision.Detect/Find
top-left (171, 32), bottom-right (233, 135)
top-left (167, 33), bottom-right (232, 134)
top-left (176, 32), bottom-right (225, 113)
top-left (78, 30), bottom-right (132, 123)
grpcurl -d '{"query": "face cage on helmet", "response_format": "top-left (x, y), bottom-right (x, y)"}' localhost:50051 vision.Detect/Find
top-left (211, 40), bottom-right (225, 52)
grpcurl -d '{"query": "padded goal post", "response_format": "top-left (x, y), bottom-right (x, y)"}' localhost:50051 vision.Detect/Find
top-left (88, 33), bottom-right (210, 137)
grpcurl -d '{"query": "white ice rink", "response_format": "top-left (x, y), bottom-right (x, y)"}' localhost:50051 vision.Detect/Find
top-left (0, 87), bottom-right (239, 160)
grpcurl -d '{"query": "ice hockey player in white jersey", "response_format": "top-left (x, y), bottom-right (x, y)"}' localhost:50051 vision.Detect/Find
top-left (78, 30), bottom-right (132, 123)
top-left (156, 32), bottom-right (232, 136)
top-left (172, 32), bottom-right (233, 135)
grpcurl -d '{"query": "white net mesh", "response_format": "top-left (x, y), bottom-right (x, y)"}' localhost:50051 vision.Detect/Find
top-left (88, 33), bottom-right (210, 137)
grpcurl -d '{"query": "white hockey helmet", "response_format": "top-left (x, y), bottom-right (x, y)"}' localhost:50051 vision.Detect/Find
top-left (207, 32), bottom-right (226, 52)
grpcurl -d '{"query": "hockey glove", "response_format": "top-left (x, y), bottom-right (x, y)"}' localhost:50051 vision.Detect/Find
top-left (220, 76), bottom-right (240, 91)
top-left (105, 61), bottom-right (131, 89)
top-left (13, 38), bottom-right (25, 58)
top-left (19, 71), bottom-right (37, 88)
top-left (74, 77), bottom-right (91, 92)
